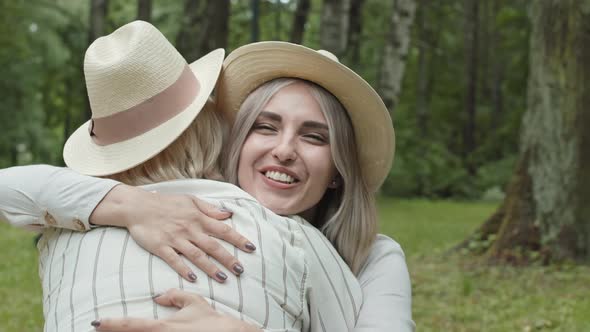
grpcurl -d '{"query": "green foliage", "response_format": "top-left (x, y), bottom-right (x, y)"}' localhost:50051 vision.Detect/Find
top-left (0, 0), bottom-right (531, 199)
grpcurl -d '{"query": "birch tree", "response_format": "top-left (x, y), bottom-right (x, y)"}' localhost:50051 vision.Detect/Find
top-left (377, 0), bottom-right (417, 114)
top-left (320, 0), bottom-right (351, 58)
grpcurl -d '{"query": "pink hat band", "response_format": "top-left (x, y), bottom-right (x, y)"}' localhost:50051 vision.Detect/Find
top-left (89, 65), bottom-right (200, 146)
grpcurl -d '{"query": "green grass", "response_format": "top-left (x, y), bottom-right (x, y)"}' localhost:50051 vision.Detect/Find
top-left (378, 198), bottom-right (590, 332)
top-left (1, 198), bottom-right (589, 331)
top-left (0, 225), bottom-right (43, 332)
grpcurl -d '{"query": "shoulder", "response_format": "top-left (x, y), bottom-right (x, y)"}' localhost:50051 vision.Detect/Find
top-left (371, 234), bottom-right (406, 259)
top-left (358, 234), bottom-right (410, 284)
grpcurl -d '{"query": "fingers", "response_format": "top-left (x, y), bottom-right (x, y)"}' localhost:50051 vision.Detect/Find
top-left (93, 317), bottom-right (162, 332)
top-left (202, 218), bottom-right (257, 253)
top-left (193, 231), bottom-right (246, 276)
top-left (191, 196), bottom-right (232, 220)
top-left (158, 246), bottom-right (198, 283)
top-left (190, 196), bottom-right (257, 253)
top-left (175, 239), bottom-right (229, 283)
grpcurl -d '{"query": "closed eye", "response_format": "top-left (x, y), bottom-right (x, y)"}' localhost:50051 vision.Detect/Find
top-left (253, 123), bottom-right (277, 134)
top-left (303, 133), bottom-right (328, 144)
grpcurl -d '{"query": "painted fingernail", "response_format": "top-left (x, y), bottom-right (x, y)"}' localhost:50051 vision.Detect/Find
top-left (219, 207), bottom-right (233, 214)
top-left (232, 263), bottom-right (244, 274)
top-left (245, 242), bottom-right (256, 251)
top-left (188, 271), bottom-right (197, 282)
top-left (216, 271), bottom-right (228, 281)
top-left (90, 320), bottom-right (100, 327)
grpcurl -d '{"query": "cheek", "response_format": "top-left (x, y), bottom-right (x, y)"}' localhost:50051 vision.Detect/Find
top-left (308, 149), bottom-right (337, 182)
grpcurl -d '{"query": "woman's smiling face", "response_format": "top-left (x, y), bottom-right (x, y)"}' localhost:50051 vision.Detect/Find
top-left (237, 82), bottom-right (338, 216)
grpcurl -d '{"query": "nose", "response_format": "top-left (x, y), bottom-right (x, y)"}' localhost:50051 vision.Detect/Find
top-left (271, 136), bottom-right (297, 163)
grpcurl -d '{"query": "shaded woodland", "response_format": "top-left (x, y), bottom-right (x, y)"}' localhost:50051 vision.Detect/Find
top-left (1, 0), bottom-right (588, 262)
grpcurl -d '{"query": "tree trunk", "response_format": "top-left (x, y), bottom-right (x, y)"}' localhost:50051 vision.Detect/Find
top-left (415, 0), bottom-right (431, 136)
top-left (87, 0), bottom-right (108, 119)
top-left (137, 0), bottom-right (152, 21)
top-left (376, 0), bottom-right (417, 114)
top-left (176, 0), bottom-right (229, 62)
top-left (290, 0), bottom-right (310, 44)
top-left (274, 0), bottom-right (281, 40)
top-left (88, 0), bottom-right (108, 44)
top-left (206, 0), bottom-right (230, 50)
top-left (462, 0), bottom-right (479, 173)
top-left (489, 0), bottom-right (504, 133)
top-left (346, 0), bottom-right (365, 68)
top-left (176, 0), bottom-right (204, 62)
top-left (251, 0), bottom-right (260, 42)
top-left (320, 0), bottom-right (351, 58)
top-left (463, 0), bottom-right (590, 263)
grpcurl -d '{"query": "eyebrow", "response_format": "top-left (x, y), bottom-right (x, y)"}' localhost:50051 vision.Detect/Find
top-left (258, 111), bottom-right (329, 131)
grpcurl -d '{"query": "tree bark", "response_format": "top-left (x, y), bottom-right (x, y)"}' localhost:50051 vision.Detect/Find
top-left (176, 0), bottom-right (229, 62)
top-left (463, 0), bottom-right (590, 263)
top-left (251, 0), bottom-right (260, 42)
top-left (462, 0), bottom-right (479, 173)
top-left (290, 0), bottom-right (310, 44)
top-left (320, 0), bottom-right (351, 58)
top-left (487, 0), bottom-right (505, 135)
top-left (376, 0), bottom-right (417, 114)
top-left (274, 0), bottom-right (281, 40)
top-left (137, 0), bottom-right (152, 21)
top-left (346, 0), bottom-right (365, 68)
top-left (415, 0), bottom-right (432, 136)
top-left (87, 0), bottom-right (109, 119)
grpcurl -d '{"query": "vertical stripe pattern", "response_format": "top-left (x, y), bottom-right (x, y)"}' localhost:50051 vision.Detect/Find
top-left (37, 180), bottom-right (361, 332)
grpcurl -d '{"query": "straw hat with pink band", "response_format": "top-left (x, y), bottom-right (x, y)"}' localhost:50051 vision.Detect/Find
top-left (63, 20), bottom-right (225, 176)
top-left (215, 42), bottom-right (394, 193)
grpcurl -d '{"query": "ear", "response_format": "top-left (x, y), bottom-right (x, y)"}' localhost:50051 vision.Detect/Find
top-left (328, 176), bottom-right (341, 189)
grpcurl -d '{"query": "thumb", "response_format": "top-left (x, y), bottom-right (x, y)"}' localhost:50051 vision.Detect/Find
top-left (190, 196), bottom-right (232, 220)
top-left (153, 289), bottom-right (208, 309)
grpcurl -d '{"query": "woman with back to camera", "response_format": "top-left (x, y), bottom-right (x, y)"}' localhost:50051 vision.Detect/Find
top-left (0, 38), bottom-right (414, 331)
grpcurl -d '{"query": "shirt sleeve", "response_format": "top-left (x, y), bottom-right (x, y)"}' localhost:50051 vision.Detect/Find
top-left (354, 234), bottom-right (416, 332)
top-left (0, 165), bottom-right (120, 231)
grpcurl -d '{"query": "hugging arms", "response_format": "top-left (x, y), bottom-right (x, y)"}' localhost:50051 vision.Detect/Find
top-left (0, 21), bottom-right (414, 332)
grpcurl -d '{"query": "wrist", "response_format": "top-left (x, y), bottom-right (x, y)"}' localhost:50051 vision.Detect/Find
top-left (89, 184), bottom-right (148, 227)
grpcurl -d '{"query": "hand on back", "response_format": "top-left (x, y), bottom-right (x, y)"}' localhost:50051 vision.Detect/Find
top-left (90, 184), bottom-right (256, 283)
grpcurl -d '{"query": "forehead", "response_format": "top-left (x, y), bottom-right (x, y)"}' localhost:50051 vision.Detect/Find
top-left (262, 83), bottom-right (327, 124)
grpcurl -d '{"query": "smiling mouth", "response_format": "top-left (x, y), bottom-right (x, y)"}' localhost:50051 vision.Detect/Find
top-left (263, 170), bottom-right (299, 184)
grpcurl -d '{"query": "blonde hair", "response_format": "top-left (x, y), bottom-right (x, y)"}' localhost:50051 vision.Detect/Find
top-left (224, 78), bottom-right (377, 274)
top-left (108, 100), bottom-right (226, 185)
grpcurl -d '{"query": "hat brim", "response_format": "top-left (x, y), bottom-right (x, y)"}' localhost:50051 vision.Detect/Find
top-left (63, 48), bottom-right (225, 176)
top-left (216, 42), bottom-right (394, 192)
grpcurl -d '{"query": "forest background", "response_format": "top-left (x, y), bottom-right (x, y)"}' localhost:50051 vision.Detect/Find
top-left (1, 0), bottom-right (589, 331)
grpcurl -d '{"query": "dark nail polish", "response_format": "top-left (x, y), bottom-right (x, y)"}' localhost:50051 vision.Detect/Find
top-left (216, 271), bottom-right (228, 281)
top-left (188, 271), bottom-right (197, 282)
top-left (219, 207), bottom-right (233, 214)
top-left (91, 320), bottom-right (100, 327)
top-left (232, 263), bottom-right (244, 274)
top-left (245, 242), bottom-right (256, 251)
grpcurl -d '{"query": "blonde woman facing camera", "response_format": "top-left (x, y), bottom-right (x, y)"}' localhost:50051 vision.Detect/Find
top-left (0, 41), bottom-right (414, 331)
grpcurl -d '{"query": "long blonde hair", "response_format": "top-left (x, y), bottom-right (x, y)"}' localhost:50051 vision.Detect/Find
top-left (224, 78), bottom-right (377, 274)
top-left (108, 100), bottom-right (226, 185)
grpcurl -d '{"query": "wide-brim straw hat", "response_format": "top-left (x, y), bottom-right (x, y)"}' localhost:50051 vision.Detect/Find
top-left (63, 20), bottom-right (224, 176)
top-left (216, 41), bottom-right (394, 192)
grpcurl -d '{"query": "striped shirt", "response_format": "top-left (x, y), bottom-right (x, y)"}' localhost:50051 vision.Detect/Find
top-left (36, 179), bottom-right (362, 332)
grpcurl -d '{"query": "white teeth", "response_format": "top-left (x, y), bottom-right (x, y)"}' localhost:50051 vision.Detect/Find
top-left (265, 171), bottom-right (295, 184)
